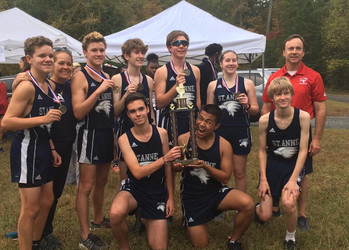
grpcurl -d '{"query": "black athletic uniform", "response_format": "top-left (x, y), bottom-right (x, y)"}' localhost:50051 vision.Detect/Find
top-left (181, 133), bottom-right (233, 227)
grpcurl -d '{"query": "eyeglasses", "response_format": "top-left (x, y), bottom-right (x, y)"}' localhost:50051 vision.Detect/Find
top-left (171, 40), bottom-right (189, 47)
top-left (54, 47), bottom-right (72, 54)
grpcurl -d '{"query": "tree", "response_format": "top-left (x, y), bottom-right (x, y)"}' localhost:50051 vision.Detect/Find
top-left (323, 0), bottom-right (349, 89)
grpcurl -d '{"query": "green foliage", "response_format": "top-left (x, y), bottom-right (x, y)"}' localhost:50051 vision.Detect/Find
top-left (322, 0), bottom-right (349, 89)
top-left (0, 0), bottom-right (348, 90)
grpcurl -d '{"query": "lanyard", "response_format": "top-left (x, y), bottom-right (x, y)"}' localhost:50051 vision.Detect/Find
top-left (85, 64), bottom-right (106, 80)
top-left (28, 71), bottom-right (60, 104)
top-left (124, 70), bottom-right (143, 85)
top-left (221, 74), bottom-right (239, 94)
top-left (170, 60), bottom-right (187, 75)
top-left (207, 59), bottom-right (217, 80)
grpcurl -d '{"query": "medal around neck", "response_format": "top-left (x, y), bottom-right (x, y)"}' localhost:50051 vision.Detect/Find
top-left (58, 104), bottom-right (67, 114)
top-left (137, 83), bottom-right (144, 91)
top-left (183, 69), bottom-right (190, 76)
top-left (233, 91), bottom-right (241, 100)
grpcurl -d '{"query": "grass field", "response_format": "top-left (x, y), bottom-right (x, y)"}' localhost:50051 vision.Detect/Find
top-left (0, 101), bottom-right (348, 249)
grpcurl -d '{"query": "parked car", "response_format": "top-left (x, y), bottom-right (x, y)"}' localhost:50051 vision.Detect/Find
top-left (217, 68), bottom-right (279, 122)
top-left (0, 74), bottom-right (16, 99)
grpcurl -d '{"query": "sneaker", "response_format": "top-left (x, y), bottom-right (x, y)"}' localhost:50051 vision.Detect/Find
top-left (284, 240), bottom-right (297, 250)
top-left (40, 235), bottom-right (62, 249)
top-left (297, 216), bottom-right (310, 231)
top-left (272, 209), bottom-right (282, 217)
top-left (4, 230), bottom-right (18, 239)
top-left (79, 234), bottom-right (108, 250)
top-left (227, 239), bottom-right (243, 250)
top-left (90, 217), bottom-right (111, 229)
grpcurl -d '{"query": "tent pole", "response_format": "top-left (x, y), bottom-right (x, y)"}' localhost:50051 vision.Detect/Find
top-left (262, 53), bottom-right (265, 91)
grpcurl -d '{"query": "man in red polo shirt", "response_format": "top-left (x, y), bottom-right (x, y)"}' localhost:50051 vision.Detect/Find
top-left (261, 34), bottom-right (326, 231)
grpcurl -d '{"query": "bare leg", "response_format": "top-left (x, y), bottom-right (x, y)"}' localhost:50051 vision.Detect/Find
top-left (232, 154), bottom-right (247, 192)
top-left (110, 191), bottom-right (138, 250)
top-left (18, 188), bottom-right (40, 250)
top-left (256, 194), bottom-right (273, 222)
top-left (218, 189), bottom-right (254, 241)
top-left (282, 190), bottom-right (297, 233)
top-left (18, 183), bottom-right (53, 250)
top-left (144, 219), bottom-right (168, 250)
top-left (76, 163), bottom-right (96, 240)
top-left (186, 224), bottom-right (209, 248)
top-left (33, 182), bottom-right (54, 241)
top-left (92, 163), bottom-right (110, 224)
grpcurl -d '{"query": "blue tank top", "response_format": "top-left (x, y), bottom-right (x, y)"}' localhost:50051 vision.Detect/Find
top-left (18, 80), bottom-right (59, 142)
top-left (214, 77), bottom-right (249, 127)
top-left (51, 79), bottom-right (77, 144)
top-left (126, 125), bottom-right (165, 187)
top-left (119, 72), bottom-right (152, 131)
top-left (182, 133), bottom-right (222, 191)
top-left (80, 68), bottom-right (114, 129)
top-left (267, 108), bottom-right (301, 161)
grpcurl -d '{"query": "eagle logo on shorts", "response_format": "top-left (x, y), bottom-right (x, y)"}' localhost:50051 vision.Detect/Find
top-left (95, 100), bottom-right (112, 117)
top-left (157, 202), bottom-right (166, 212)
top-left (219, 101), bottom-right (240, 117)
top-left (190, 168), bottom-right (210, 184)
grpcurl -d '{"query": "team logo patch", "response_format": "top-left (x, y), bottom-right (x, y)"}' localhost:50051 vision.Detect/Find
top-left (95, 100), bottom-right (112, 117)
top-left (219, 101), bottom-right (240, 117)
top-left (239, 138), bottom-right (249, 147)
top-left (157, 202), bottom-right (166, 212)
top-left (131, 142), bottom-right (138, 148)
top-left (169, 76), bottom-right (176, 81)
top-left (269, 128), bottom-right (276, 133)
top-left (298, 77), bottom-right (308, 85)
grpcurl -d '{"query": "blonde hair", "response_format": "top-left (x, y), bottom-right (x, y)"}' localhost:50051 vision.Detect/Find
top-left (267, 76), bottom-right (294, 99)
top-left (82, 31), bottom-right (106, 51)
top-left (72, 62), bottom-right (81, 71)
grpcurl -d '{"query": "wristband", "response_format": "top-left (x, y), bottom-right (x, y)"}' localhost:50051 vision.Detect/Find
top-left (245, 104), bottom-right (251, 111)
top-left (163, 156), bottom-right (168, 165)
top-left (51, 148), bottom-right (56, 151)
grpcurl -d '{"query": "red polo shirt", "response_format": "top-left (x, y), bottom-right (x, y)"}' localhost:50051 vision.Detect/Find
top-left (0, 81), bottom-right (9, 114)
top-left (262, 62), bottom-right (327, 119)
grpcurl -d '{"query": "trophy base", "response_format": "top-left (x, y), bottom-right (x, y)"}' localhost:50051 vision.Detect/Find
top-left (175, 158), bottom-right (199, 166)
top-left (176, 97), bottom-right (187, 110)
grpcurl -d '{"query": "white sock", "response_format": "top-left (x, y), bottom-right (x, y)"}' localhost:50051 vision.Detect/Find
top-left (285, 230), bottom-right (296, 242)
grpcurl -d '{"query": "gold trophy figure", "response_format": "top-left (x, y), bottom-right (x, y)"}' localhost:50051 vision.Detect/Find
top-left (169, 69), bottom-right (198, 165)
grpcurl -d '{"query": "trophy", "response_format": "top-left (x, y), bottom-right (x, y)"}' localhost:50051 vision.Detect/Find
top-left (169, 74), bottom-right (198, 166)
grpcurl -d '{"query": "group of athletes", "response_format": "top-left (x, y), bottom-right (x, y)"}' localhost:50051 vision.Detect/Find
top-left (1, 29), bottom-right (326, 250)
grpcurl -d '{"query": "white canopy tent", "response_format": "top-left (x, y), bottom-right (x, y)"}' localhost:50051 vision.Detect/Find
top-left (0, 7), bottom-right (85, 64)
top-left (105, 0), bottom-right (266, 65)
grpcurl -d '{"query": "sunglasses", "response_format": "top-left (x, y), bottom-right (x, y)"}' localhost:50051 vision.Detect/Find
top-left (54, 47), bottom-right (72, 54)
top-left (171, 40), bottom-right (189, 47)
